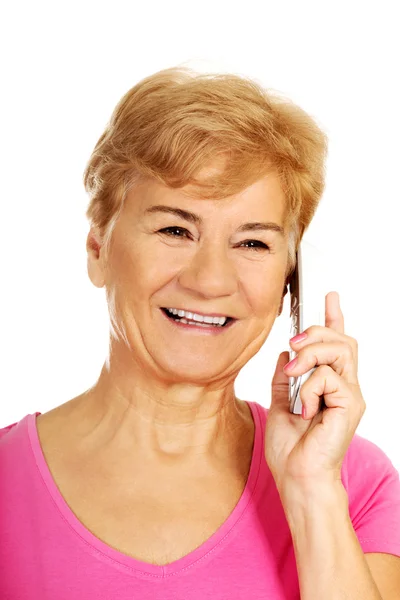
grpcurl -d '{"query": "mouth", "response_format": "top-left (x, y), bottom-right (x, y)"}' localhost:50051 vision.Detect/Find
top-left (160, 307), bottom-right (236, 332)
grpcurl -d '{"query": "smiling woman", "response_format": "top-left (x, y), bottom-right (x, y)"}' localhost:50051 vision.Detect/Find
top-left (1, 66), bottom-right (399, 600)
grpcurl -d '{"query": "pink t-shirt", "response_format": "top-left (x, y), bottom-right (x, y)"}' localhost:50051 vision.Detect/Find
top-left (1, 401), bottom-right (400, 599)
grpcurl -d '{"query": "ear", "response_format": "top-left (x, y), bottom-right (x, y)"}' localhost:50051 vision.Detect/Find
top-left (86, 227), bottom-right (105, 288)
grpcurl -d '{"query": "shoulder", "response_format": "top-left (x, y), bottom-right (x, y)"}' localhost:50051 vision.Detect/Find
top-left (344, 433), bottom-right (398, 477)
top-left (344, 433), bottom-right (400, 558)
top-left (0, 418), bottom-right (20, 441)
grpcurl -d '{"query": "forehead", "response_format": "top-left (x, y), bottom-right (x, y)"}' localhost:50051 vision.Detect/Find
top-left (127, 172), bottom-right (287, 225)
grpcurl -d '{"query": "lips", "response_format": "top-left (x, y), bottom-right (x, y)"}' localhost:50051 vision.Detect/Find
top-left (161, 307), bottom-right (233, 326)
top-left (161, 307), bottom-right (232, 320)
top-left (160, 307), bottom-right (237, 331)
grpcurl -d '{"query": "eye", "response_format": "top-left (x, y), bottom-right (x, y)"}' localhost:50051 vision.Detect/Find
top-left (240, 240), bottom-right (270, 252)
top-left (158, 227), bottom-right (270, 252)
top-left (159, 226), bottom-right (191, 238)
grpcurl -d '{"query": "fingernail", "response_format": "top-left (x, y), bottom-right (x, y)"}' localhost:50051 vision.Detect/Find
top-left (302, 405), bottom-right (307, 419)
top-left (284, 357), bottom-right (298, 371)
top-left (290, 332), bottom-right (308, 344)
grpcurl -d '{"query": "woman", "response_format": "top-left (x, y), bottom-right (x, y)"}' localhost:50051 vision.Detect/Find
top-left (1, 67), bottom-right (399, 599)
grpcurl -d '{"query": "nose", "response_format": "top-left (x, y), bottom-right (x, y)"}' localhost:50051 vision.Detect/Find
top-left (177, 240), bottom-right (238, 299)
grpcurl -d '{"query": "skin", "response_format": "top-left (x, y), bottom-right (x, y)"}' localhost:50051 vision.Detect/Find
top-left (38, 168), bottom-right (290, 484)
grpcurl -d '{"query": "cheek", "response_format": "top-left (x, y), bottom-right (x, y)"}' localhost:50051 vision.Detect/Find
top-left (248, 281), bottom-right (283, 316)
top-left (115, 252), bottom-right (176, 305)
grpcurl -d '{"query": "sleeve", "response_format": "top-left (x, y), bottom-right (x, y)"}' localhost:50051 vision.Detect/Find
top-left (342, 433), bottom-right (400, 557)
top-left (0, 421), bottom-right (19, 441)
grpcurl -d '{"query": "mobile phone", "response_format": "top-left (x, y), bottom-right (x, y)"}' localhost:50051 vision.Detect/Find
top-left (288, 240), bottom-right (327, 415)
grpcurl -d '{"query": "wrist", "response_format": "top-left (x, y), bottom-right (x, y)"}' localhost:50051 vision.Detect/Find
top-left (279, 479), bottom-right (349, 527)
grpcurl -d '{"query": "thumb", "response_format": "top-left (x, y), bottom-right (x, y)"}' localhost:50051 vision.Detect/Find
top-left (271, 351), bottom-right (291, 410)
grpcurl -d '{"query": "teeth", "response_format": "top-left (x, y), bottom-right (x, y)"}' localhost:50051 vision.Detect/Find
top-left (167, 308), bottom-right (227, 326)
top-left (181, 319), bottom-right (220, 327)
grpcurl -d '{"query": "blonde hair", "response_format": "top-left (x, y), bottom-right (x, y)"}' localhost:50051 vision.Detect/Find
top-left (83, 66), bottom-right (328, 280)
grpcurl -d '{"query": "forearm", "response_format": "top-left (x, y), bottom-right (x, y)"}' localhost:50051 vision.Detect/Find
top-left (281, 481), bottom-right (382, 600)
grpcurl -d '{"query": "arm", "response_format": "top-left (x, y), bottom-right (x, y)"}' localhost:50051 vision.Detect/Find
top-left (281, 481), bottom-right (383, 600)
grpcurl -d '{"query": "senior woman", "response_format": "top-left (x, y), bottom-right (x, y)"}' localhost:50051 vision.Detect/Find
top-left (1, 67), bottom-right (399, 600)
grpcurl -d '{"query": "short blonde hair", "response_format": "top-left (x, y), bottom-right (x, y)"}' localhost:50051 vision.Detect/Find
top-left (83, 66), bottom-right (328, 280)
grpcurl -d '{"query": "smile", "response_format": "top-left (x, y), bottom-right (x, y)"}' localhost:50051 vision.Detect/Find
top-left (160, 308), bottom-right (236, 333)
top-left (164, 307), bottom-right (229, 325)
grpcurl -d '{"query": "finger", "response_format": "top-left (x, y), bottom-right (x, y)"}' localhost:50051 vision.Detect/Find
top-left (299, 364), bottom-right (365, 420)
top-left (325, 291), bottom-right (345, 334)
top-left (290, 325), bottom-right (358, 367)
top-left (270, 351), bottom-right (296, 414)
top-left (284, 341), bottom-right (359, 386)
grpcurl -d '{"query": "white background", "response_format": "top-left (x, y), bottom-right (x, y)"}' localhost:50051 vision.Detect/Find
top-left (1, 1), bottom-right (399, 469)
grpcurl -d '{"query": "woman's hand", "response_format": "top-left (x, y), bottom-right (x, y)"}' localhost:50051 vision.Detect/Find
top-left (265, 291), bottom-right (366, 496)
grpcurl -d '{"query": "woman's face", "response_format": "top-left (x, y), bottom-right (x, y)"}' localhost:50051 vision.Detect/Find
top-left (87, 172), bottom-right (289, 385)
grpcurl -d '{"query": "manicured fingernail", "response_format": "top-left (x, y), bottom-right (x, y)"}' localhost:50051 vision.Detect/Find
top-left (290, 332), bottom-right (308, 344)
top-left (284, 357), bottom-right (298, 371)
top-left (302, 405), bottom-right (307, 419)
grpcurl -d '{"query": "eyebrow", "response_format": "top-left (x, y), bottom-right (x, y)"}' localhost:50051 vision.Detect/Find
top-left (144, 205), bottom-right (285, 237)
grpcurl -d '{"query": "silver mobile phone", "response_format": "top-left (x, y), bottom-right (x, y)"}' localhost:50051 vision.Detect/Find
top-left (288, 241), bottom-right (326, 415)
